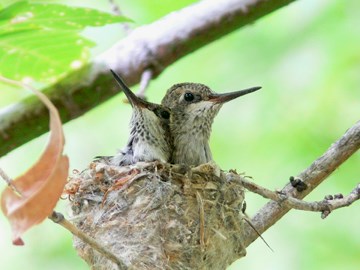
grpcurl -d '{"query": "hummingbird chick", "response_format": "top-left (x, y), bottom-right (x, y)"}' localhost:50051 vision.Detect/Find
top-left (109, 70), bottom-right (172, 166)
top-left (161, 83), bottom-right (261, 166)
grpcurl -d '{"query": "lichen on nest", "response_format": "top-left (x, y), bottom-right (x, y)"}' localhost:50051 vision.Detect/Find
top-left (65, 161), bottom-right (246, 270)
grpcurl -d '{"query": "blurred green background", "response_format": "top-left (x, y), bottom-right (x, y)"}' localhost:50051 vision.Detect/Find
top-left (0, 0), bottom-right (359, 269)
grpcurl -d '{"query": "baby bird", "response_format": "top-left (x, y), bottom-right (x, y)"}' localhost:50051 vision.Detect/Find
top-left (109, 70), bottom-right (172, 166)
top-left (161, 83), bottom-right (260, 166)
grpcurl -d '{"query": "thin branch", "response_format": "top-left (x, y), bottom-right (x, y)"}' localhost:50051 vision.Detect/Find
top-left (196, 191), bottom-right (205, 252)
top-left (242, 120), bottom-right (360, 247)
top-left (320, 185), bottom-right (360, 218)
top-left (242, 217), bottom-right (274, 252)
top-left (235, 175), bottom-right (360, 214)
top-left (0, 0), bottom-right (297, 157)
top-left (108, 0), bottom-right (122, 16)
top-left (0, 167), bottom-right (22, 196)
top-left (136, 69), bottom-right (153, 99)
top-left (108, 0), bottom-right (131, 33)
top-left (49, 211), bottom-right (127, 270)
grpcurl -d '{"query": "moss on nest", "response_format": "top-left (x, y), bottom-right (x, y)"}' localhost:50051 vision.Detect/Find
top-left (66, 161), bottom-right (246, 270)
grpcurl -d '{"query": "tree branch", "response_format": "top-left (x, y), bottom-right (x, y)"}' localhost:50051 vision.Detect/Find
top-left (235, 176), bottom-right (360, 215)
top-left (49, 211), bottom-right (127, 269)
top-left (242, 120), bottom-right (360, 247)
top-left (0, 0), bottom-right (296, 157)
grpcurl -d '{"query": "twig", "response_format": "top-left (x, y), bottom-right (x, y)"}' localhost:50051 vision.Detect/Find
top-left (321, 184), bottom-right (360, 218)
top-left (108, 0), bottom-right (131, 33)
top-left (0, 167), bottom-right (22, 196)
top-left (242, 217), bottom-right (273, 252)
top-left (108, 0), bottom-right (121, 16)
top-left (242, 120), bottom-right (360, 247)
top-left (136, 69), bottom-right (153, 99)
top-left (234, 175), bottom-right (360, 215)
top-left (49, 211), bottom-right (127, 270)
top-left (196, 191), bottom-right (205, 252)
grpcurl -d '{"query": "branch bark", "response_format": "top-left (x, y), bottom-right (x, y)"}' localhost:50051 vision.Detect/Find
top-left (243, 120), bottom-right (360, 247)
top-left (0, 0), bottom-right (296, 157)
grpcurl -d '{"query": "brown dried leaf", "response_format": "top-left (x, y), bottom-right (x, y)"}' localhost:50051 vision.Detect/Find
top-left (0, 77), bottom-right (69, 245)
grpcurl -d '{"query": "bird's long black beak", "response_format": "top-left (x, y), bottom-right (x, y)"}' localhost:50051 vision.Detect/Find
top-left (209, 86), bottom-right (261, 104)
top-left (110, 69), bottom-right (148, 108)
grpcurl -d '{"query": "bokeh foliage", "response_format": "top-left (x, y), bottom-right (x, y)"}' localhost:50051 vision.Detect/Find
top-left (0, 0), bottom-right (129, 102)
top-left (0, 0), bottom-right (359, 270)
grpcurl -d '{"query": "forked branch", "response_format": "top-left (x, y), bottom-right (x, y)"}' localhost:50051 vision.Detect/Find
top-left (234, 175), bottom-right (360, 216)
top-left (242, 120), bottom-right (360, 247)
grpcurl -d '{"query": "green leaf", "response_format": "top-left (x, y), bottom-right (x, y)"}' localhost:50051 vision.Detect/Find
top-left (0, 1), bottom-right (131, 83)
top-left (0, 1), bottom-right (131, 33)
top-left (0, 29), bottom-right (93, 82)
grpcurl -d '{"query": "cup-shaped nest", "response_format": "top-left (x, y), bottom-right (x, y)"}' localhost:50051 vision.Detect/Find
top-left (66, 161), bottom-right (246, 270)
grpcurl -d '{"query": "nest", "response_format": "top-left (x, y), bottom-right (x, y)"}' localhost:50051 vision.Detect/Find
top-left (66, 161), bottom-right (246, 270)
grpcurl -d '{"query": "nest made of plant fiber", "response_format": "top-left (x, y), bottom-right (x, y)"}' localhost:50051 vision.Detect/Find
top-left (65, 161), bottom-right (246, 270)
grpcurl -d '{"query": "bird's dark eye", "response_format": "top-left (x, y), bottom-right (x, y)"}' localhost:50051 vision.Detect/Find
top-left (160, 110), bottom-right (170, 119)
top-left (184, 92), bottom-right (194, 102)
